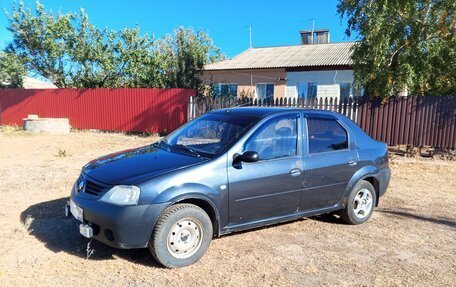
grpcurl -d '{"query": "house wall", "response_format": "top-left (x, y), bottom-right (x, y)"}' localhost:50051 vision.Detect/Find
top-left (285, 70), bottom-right (355, 99)
top-left (203, 69), bottom-right (287, 98)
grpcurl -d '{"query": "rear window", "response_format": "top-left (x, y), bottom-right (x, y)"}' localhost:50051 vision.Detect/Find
top-left (307, 118), bottom-right (348, 153)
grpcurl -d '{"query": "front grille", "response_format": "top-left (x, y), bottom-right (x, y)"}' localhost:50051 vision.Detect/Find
top-left (84, 178), bottom-right (110, 196)
top-left (76, 175), bottom-right (111, 197)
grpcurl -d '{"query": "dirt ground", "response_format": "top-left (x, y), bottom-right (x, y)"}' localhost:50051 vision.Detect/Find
top-left (0, 130), bottom-right (454, 287)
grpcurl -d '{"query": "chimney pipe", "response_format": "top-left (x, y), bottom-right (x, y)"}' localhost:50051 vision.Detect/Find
top-left (300, 29), bottom-right (330, 44)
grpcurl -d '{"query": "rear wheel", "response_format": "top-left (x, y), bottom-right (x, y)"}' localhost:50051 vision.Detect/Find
top-left (340, 180), bottom-right (376, 225)
top-left (149, 203), bottom-right (213, 268)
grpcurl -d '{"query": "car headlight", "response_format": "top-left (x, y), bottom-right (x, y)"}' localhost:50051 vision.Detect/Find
top-left (99, 185), bottom-right (141, 206)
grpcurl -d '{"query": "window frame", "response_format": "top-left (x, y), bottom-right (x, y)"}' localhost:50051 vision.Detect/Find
top-left (297, 82), bottom-right (317, 99)
top-left (242, 113), bottom-right (301, 162)
top-left (255, 83), bottom-right (275, 100)
top-left (339, 82), bottom-right (352, 99)
top-left (216, 83), bottom-right (238, 97)
top-left (303, 114), bottom-right (351, 155)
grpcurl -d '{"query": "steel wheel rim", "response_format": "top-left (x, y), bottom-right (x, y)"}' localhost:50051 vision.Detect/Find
top-left (353, 188), bottom-right (373, 219)
top-left (167, 218), bottom-right (203, 259)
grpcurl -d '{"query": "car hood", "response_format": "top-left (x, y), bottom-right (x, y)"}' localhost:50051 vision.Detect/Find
top-left (82, 145), bottom-right (206, 185)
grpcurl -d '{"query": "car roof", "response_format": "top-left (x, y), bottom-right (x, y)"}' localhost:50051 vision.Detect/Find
top-left (210, 107), bottom-right (338, 118)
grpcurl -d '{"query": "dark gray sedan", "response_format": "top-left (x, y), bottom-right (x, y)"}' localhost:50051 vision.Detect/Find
top-left (66, 107), bottom-right (391, 268)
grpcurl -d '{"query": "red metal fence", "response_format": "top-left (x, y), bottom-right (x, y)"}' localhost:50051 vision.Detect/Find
top-left (1, 89), bottom-right (454, 148)
top-left (189, 96), bottom-right (456, 149)
top-left (0, 88), bottom-right (194, 133)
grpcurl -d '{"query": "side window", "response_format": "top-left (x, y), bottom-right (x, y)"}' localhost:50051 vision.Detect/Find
top-left (307, 118), bottom-right (348, 154)
top-left (245, 116), bottom-right (298, 160)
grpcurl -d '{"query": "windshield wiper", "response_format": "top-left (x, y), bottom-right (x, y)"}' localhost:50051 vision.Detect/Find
top-left (174, 144), bottom-right (203, 158)
top-left (152, 139), bottom-right (170, 151)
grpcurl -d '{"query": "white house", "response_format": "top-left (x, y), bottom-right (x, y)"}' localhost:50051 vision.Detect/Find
top-left (204, 30), bottom-right (359, 100)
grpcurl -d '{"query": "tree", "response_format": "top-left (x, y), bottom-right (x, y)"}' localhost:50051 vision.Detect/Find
top-left (6, 2), bottom-right (157, 88)
top-left (337, 0), bottom-right (456, 97)
top-left (6, 2), bottom-right (226, 91)
top-left (0, 52), bottom-right (26, 88)
top-left (67, 12), bottom-right (157, 88)
top-left (157, 27), bottom-right (226, 94)
top-left (6, 2), bottom-right (73, 87)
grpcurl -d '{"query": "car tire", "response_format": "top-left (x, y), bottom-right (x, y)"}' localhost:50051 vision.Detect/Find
top-left (340, 180), bottom-right (377, 225)
top-left (149, 203), bottom-right (213, 268)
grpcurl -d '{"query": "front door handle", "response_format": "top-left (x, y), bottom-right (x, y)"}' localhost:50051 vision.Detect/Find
top-left (347, 160), bottom-right (358, 166)
top-left (289, 168), bottom-right (302, 176)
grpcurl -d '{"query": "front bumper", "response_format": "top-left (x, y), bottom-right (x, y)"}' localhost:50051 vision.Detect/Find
top-left (68, 192), bottom-right (169, 249)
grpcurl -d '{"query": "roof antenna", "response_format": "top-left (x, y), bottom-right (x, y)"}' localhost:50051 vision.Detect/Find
top-left (309, 18), bottom-right (315, 44)
top-left (249, 24), bottom-right (253, 48)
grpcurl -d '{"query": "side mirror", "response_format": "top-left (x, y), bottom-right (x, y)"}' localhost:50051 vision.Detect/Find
top-left (234, 151), bottom-right (260, 163)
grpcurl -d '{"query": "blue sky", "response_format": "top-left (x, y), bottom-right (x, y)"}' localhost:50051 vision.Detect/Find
top-left (0, 0), bottom-right (356, 58)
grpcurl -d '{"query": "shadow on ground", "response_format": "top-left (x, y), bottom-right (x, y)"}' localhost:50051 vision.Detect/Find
top-left (20, 198), bottom-right (349, 254)
top-left (20, 197), bottom-right (161, 268)
top-left (377, 208), bottom-right (456, 228)
top-left (312, 208), bottom-right (456, 228)
top-left (22, 197), bottom-right (394, 265)
top-left (310, 213), bottom-right (344, 224)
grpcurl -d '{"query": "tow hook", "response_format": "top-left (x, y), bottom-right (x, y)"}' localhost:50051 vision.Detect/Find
top-left (79, 224), bottom-right (93, 238)
top-left (64, 202), bottom-right (70, 217)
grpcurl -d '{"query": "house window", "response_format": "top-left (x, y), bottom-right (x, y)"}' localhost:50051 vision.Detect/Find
top-left (256, 83), bottom-right (274, 100)
top-left (339, 82), bottom-right (351, 99)
top-left (216, 83), bottom-right (237, 97)
top-left (353, 85), bottom-right (363, 97)
top-left (297, 82), bottom-right (317, 99)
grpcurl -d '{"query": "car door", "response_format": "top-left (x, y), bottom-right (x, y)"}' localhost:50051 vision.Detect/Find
top-left (300, 115), bottom-right (359, 210)
top-left (227, 113), bottom-right (304, 225)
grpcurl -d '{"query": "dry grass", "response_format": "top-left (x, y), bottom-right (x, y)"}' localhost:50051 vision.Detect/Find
top-left (0, 131), bottom-right (454, 287)
top-left (0, 124), bottom-right (22, 134)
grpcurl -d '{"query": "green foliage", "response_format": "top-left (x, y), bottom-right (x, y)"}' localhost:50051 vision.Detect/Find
top-left (6, 2), bottom-right (225, 91)
top-left (67, 14), bottom-right (157, 88)
top-left (157, 27), bottom-right (226, 93)
top-left (6, 2), bottom-right (73, 87)
top-left (338, 0), bottom-right (456, 97)
top-left (0, 52), bottom-right (26, 88)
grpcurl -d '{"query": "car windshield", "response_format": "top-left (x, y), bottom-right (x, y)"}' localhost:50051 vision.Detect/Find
top-left (157, 113), bottom-right (260, 158)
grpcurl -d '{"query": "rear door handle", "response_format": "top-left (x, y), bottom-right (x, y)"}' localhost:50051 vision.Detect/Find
top-left (347, 160), bottom-right (358, 166)
top-left (289, 168), bottom-right (302, 176)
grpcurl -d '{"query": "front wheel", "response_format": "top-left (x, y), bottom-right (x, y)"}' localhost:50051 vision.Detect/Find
top-left (340, 180), bottom-right (377, 225)
top-left (149, 203), bottom-right (213, 268)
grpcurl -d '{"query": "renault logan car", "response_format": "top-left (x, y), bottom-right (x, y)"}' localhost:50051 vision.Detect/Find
top-left (66, 107), bottom-right (391, 268)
